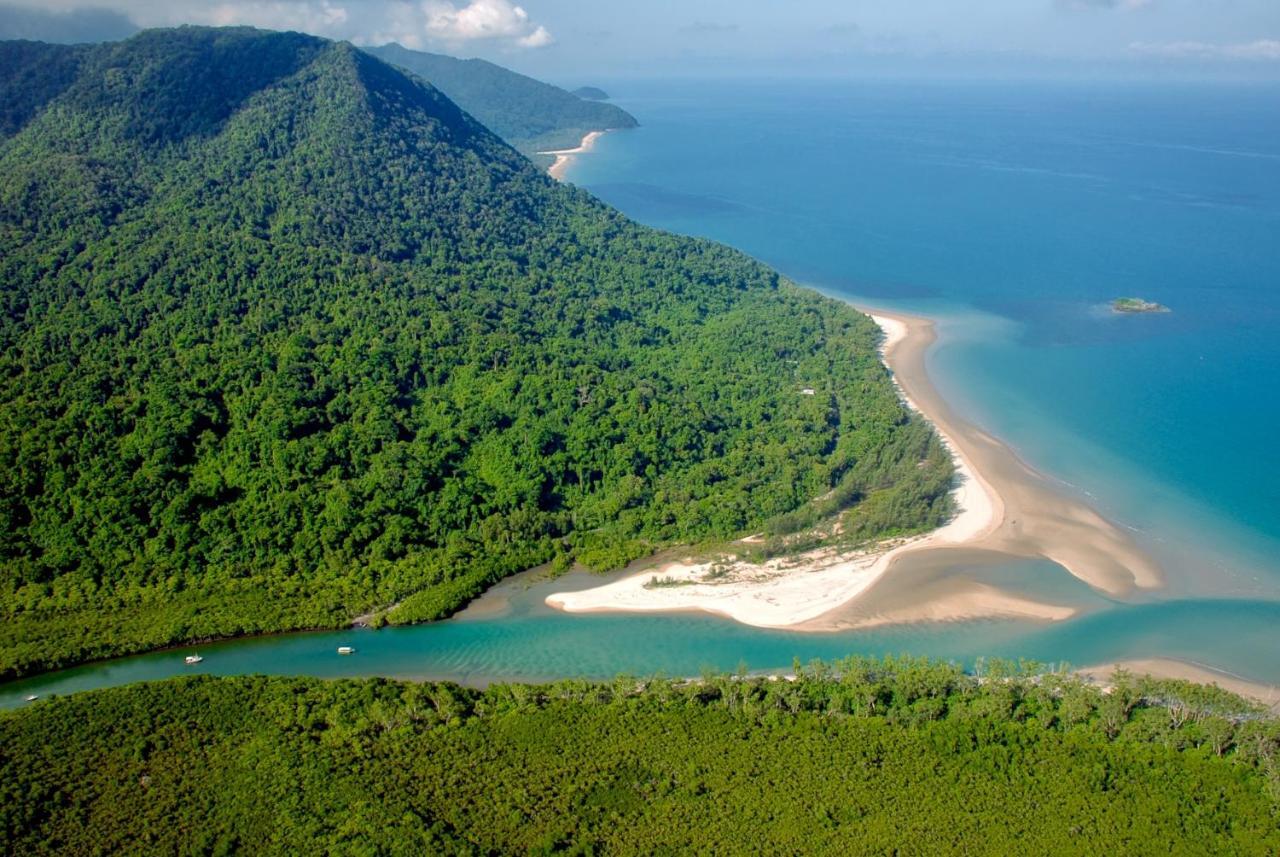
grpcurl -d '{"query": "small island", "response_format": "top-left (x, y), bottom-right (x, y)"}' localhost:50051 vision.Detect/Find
top-left (572, 86), bottom-right (611, 100)
top-left (1111, 297), bottom-right (1171, 314)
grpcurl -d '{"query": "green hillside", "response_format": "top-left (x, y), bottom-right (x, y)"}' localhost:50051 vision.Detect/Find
top-left (365, 42), bottom-right (637, 154)
top-left (572, 85), bottom-right (611, 100)
top-left (3, 660), bottom-right (1277, 853)
top-left (0, 40), bottom-right (91, 136)
top-left (0, 27), bottom-right (951, 678)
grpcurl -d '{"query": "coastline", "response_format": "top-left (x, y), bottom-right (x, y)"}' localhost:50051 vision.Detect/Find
top-left (540, 130), bottom-right (607, 180)
top-left (547, 306), bottom-right (1163, 629)
top-left (1080, 658), bottom-right (1280, 712)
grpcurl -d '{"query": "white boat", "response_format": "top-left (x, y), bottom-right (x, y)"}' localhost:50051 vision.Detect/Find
top-left (337, 646), bottom-right (355, 655)
top-left (24, 694), bottom-right (38, 702)
top-left (184, 654), bottom-right (203, 665)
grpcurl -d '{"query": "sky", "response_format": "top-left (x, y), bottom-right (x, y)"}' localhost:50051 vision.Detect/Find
top-left (2, 0), bottom-right (1279, 81)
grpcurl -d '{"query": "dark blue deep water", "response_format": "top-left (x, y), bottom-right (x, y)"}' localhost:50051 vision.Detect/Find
top-left (572, 80), bottom-right (1280, 597)
top-left (573, 81), bottom-right (1280, 588)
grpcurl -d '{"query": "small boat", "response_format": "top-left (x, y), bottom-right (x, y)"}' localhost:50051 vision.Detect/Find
top-left (337, 646), bottom-right (355, 655)
top-left (24, 694), bottom-right (38, 702)
top-left (184, 654), bottom-right (203, 665)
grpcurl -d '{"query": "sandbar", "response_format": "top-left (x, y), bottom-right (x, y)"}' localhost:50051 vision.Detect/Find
top-left (547, 306), bottom-right (1163, 630)
top-left (540, 130), bottom-right (606, 181)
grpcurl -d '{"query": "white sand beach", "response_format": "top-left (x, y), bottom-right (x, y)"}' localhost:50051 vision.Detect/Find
top-left (541, 130), bottom-right (606, 180)
top-left (1080, 658), bottom-right (1280, 712)
top-left (547, 306), bottom-right (1163, 630)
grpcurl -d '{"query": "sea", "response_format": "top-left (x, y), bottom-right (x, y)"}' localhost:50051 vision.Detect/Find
top-left (4, 79), bottom-right (1279, 706)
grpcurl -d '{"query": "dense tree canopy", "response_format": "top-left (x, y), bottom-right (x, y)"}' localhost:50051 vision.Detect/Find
top-left (2, 660), bottom-right (1277, 854)
top-left (571, 86), bottom-right (612, 101)
top-left (0, 39), bottom-right (91, 136)
top-left (0, 27), bottom-right (952, 677)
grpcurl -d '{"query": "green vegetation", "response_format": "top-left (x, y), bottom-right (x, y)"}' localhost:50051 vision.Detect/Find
top-left (365, 42), bottom-right (637, 155)
top-left (0, 39), bottom-right (91, 136)
top-left (572, 86), bottom-right (611, 101)
top-left (1112, 297), bottom-right (1171, 314)
top-left (3, 659), bottom-right (1278, 854)
top-left (0, 28), bottom-right (953, 677)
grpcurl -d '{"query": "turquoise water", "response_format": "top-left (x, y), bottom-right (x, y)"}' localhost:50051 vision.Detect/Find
top-left (571, 81), bottom-right (1280, 593)
top-left (4, 564), bottom-right (1278, 709)
top-left (5, 80), bottom-right (1279, 707)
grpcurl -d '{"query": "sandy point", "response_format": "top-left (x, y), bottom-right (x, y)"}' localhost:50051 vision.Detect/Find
top-left (540, 130), bottom-right (607, 181)
top-left (547, 303), bottom-right (1164, 631)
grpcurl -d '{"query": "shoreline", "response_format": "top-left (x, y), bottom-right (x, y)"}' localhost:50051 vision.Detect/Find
top-left (1079, 658), bottom-right (1280, 712)
top-left (540, 130), bottom-right (607, 180)
top-left (547, 306), bottom-right (1163, 629)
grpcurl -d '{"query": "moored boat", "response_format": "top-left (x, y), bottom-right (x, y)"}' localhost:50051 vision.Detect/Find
top-left (337, 646), bottom-right (355, 655)
top-left (184, 654), bottom-right (203, 665)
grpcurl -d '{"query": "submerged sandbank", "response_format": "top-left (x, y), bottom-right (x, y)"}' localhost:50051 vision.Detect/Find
top-left (803, 308), bottom-right (1163, 630)
top-left (540, 130), bottom-right (607, 181)
top-left (548, 306), bottom-right (1163, 629)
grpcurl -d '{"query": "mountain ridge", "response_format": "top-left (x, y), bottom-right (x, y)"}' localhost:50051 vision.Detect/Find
top-left (0, 27), bottom-right (951, 678)
top-left (365, 42), bottom-right (637, 155)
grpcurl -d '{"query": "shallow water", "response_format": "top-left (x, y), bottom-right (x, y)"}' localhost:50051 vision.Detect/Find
top-left (5, 562), bottom-right (1279, 710)
top-left (4, 80), bottom-right (1279, 708)
top-left (577, 80), bottom-right (1280, 544)
top-left (569, 80), bottom-right (1280, 646)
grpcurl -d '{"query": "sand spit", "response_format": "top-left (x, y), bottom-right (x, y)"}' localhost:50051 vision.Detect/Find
top-left (540, 130), bottom-right (607, 180)
top-left (548, 306), bottom-right (1162, 630)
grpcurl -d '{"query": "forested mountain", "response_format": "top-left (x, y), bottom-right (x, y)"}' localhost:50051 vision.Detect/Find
top-left (0, 27), bottom-right (952, 678)
top-left (0, 39), bottom-right (90, 136)
top-left (365, 42), bottom-right (637, 154)
top-left (3, 660), bottom-right (1278, 853)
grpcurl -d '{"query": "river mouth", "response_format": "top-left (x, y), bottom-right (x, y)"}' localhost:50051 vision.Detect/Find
top-left (5, 556), bottom-right (1278, 710)
top-left (8, 83), bottom-right (1280, 711)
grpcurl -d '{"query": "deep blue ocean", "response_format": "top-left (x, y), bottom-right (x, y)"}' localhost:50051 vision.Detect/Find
top-left (4, 80), bottom-right (1279, 706)
top-left (570, 79), bottom-right (1280, 600)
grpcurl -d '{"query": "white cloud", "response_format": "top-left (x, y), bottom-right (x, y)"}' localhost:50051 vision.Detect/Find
top-left (38, 0), bottom-right (556, 50)
top-left (205, 1), bottom-right (349, 34)
top-left (1129, 39), bottom-right (1280, 61)
top-left (425, 0), bottom-right (552, 47)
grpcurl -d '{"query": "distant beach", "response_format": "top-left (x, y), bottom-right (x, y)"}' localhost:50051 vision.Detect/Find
top-left (540, 130), bottom-right (607, 180)
top-left (548, 306), bottom-right (1163, 629)
top-left (1081, 659), bottom-right (1280, 712)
